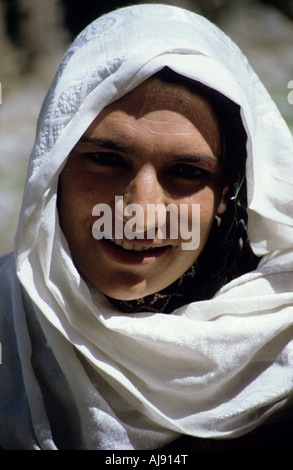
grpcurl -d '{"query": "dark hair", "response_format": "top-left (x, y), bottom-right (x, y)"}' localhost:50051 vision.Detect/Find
top-left (153, 68), bottom-right (260, 301)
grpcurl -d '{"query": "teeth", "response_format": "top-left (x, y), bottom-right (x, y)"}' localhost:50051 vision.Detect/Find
top-left (133, 244), bottom-right (144, 252)
top-left (109, 238), bottom-right (155, 252)
top-left (122, 241), bottom-right (135, 251)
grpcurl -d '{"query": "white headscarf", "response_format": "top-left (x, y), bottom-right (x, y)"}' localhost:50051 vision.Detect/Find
top-left (3, 3), bottom-right (293, 449)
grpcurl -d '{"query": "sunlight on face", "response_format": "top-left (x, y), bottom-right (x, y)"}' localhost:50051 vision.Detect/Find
top-left (58, 78), bottom-right (228, 300)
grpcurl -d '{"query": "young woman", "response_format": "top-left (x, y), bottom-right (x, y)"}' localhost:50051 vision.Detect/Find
top-left (0, 4), bottom-right (292, 450)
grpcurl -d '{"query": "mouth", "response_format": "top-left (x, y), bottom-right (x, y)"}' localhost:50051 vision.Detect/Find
top-left (108, 238), bottom-right (158, 252)
top-left (99, 236), bottom-right (170, 265)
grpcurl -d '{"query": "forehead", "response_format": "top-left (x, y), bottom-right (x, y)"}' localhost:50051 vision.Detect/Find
top-left (105, 79), bottom-right (217, 120)
top-left (86, 78), bottom-right (222, 148)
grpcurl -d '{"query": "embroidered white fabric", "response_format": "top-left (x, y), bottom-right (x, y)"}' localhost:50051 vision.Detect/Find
top-left (1, 4), bottom-right (293, 450)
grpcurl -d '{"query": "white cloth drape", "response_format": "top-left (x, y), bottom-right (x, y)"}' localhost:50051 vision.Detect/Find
top-left (0, 4), bottom-right (293, 450)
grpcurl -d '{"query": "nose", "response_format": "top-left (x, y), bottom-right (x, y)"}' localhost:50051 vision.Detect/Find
top-left (120, 164), bottom-right (167, 235)
top-left (125, 164), bottom-right (161, 206)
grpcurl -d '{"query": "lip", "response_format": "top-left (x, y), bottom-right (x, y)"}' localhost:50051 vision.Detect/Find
top-left (99, 237), bottom-right (170, 265)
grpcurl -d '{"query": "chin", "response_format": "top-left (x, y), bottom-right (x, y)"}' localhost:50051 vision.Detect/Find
top-left (102, 285), bottom-right (150, 301)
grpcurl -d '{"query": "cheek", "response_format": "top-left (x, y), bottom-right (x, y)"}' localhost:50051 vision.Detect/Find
top-left (58, 168), bottom-right (110, 222)
top-left (188, 188), bottom-right (218, 223)
top-left (58, 171), bottom-right (92, 241)
top-left (185, 188), bottom-right (219, 245)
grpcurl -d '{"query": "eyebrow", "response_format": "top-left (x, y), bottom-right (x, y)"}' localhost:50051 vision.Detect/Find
top-left (172, 154), bottom-right (219, 168)
top-left (79, 136), bottom-right (129, 152)
top-left (78, 136), bottom-right (220, 166)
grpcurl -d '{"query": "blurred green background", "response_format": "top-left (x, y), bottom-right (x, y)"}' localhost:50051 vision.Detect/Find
top-left (0, 0), bottom-right (293, 256)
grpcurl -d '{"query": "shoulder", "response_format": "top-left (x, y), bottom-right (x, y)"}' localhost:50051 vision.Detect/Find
top-left (0, 252), bottom-right (36, 449)
top-left (0, 252), bottom-right (15, 280)
top-left (0, 253), bottom-right (16, 316)
top-left (0, 252), bottom-right (19, 356)
top-left (0, 252), bottom-right (14, 266)
top-left (0, 252), bottom-right (15, 303)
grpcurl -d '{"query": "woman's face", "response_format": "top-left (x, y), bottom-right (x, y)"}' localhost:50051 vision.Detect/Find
top-left (58, 79), bottom-right (228, 300)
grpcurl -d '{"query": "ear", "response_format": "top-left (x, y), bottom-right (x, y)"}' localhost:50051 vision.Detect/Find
top-left (216, 184), bottom-right (229, 215)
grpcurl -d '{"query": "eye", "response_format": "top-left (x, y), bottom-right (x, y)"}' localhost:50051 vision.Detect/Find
top-left (83, 152), bottom-right (127, 168)
top-left (168, 164), bottom-right (210, 182)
